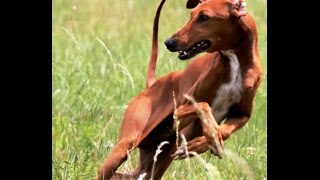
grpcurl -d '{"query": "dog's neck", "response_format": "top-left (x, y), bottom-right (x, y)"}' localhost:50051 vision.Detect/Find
top-left (222, 14), bottom-right (260, 70)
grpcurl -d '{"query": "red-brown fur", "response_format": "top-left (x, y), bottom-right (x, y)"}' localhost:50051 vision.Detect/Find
top-left (97, 0), bottom-right (262, 179)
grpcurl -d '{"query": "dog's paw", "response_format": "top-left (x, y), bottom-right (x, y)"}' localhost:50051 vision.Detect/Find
top-left (171, 146), bottom-right (190, 160)
top-left (206, 128), bottom-right (224, 159)
top-left (171, 136), bottom-right (214, 160)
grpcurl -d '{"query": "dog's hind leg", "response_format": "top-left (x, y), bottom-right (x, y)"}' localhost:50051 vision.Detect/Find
top-left (132, 136), bottom-right (177, 180)
top-left (97, 137), bottom-right (135, 180)
top-left (97, 95), bottom-right (152, 180)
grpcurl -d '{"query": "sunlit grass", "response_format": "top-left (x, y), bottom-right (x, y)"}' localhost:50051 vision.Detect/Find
top-left (52, 0), bottom-right (266, 179)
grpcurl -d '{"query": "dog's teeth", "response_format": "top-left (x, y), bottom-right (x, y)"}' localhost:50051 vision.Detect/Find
top-left (192, 47), bottom-right (196, 50)
top-left (183, 51), bottom-right (187, 55)
top-left (197, 44), bottom-right (201, 47)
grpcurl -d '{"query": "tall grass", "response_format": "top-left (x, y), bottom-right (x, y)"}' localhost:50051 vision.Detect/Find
top-left (52, 0), bottom-right (266, 179)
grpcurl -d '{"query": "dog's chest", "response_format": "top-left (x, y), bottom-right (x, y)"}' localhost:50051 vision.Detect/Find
top-left (212, 50), bottom-right (243, 123)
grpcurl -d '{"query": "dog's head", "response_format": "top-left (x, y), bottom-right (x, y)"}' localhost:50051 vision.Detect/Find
top-left (165, 0), bottom-right (247, 60)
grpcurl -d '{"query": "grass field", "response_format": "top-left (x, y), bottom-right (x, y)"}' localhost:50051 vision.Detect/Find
top-left (52, 0), bottom-right (267, 179)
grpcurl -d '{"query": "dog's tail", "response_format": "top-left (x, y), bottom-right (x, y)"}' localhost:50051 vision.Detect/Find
top-left (146, 0), bottom-right (167, 89)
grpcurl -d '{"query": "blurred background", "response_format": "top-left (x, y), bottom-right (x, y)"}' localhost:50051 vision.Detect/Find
top-left (52, 0), bottom-right (266, 179)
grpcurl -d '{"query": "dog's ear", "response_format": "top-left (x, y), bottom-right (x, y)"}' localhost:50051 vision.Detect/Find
top-left (229, 0), bottom-right (247, 17)
top-left (186, 0), bottom-right (207, 9)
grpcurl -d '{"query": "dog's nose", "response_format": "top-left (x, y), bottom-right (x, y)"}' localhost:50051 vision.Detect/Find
top-left (164, 38), bottom-right (177, 52)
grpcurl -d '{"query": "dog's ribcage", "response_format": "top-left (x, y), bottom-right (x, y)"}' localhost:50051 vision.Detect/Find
top-left (212, 50), bottom-right (243, 123)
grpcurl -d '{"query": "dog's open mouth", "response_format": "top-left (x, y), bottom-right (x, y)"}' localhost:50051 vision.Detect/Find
top-left (178, 40), bottom-right (211, 60)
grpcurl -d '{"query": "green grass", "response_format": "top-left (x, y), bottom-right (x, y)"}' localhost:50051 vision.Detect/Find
top-left (52, 0), bottom-right (267, 179)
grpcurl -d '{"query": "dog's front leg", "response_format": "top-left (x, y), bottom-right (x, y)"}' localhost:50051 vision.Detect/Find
top-left (173, 136), bottom-right (209, 160)
top-left (172, 102), bottom-right (224, 158)
top-left (173, 115), bottom-right (250, 160)
top-left (219, 116), bottom-right (250, 140)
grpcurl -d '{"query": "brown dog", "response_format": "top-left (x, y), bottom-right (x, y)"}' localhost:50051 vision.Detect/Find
top-left (97, 0), bottom-right (262, 179)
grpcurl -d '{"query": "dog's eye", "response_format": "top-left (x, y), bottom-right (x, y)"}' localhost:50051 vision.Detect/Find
top-left (198, 14), bottom-right (209, 22)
